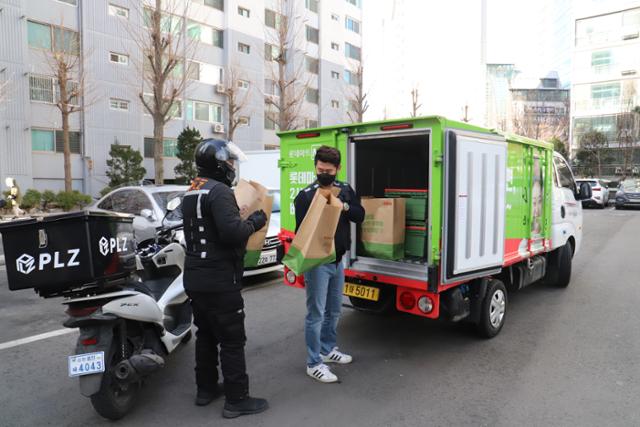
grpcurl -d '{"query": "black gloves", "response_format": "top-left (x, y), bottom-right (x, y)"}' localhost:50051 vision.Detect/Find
top-left (247, 209), bottom-right (268, 231)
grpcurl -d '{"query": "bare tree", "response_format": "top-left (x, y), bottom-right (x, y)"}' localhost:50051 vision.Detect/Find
top-left (264, 0), bottom-right (310, 131)
top-left (510, 92), bottom-right (570, 143)
top-left (128, 0), bottom-right (197, 184)
top-left (616, 82), bottom-right (640, 174)
top-left (577, 130), bottom-right (608, 177)
top-left (0, 78), bottom-right (8, 103)
top-left (220, 65), bottom-right (251, 142)
top-left (410, 86), bottom-right (422, 118)
top-left (42, 21), bottom-right (87, 192)
top-left (346, 64), bottom-right (369, 123)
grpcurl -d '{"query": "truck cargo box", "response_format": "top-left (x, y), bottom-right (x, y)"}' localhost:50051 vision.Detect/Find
top-left (0, 211), bottom-right (136, 297)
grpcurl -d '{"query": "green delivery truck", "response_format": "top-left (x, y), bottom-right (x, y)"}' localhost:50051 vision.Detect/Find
top-left (278, 116), bottom-right (591, 337)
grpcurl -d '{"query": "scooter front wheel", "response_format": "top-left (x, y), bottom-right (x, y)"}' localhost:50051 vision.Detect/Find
top-left (90, 340), bottom-right (140, 420)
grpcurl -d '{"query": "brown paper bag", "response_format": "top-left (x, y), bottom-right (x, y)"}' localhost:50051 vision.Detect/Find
top-left (244, 195), bottom-right (274, 267)
top-left (283, 191), bottom-right (343, 275)
top-left (360, 198), bottom-right (406, 260)
top-left (235, 179), bottom-right (267, 220)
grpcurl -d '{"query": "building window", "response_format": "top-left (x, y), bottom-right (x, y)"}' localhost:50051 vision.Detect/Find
top-left (591, 82), bottom-right (620, 100)
top-left (265, 43), bottom-right (283, 61)
top-left (238, 42), bottom-right (251, 54)
top-left (345, 17), bottom-right (361, 34)
top-left (108, 4), bottom-right (129, 18)
top-left (331, 100), bottom-right (340, 108)
top-left (238, 6), bottom-right (250, 18)
top-left (346, 0), bottom-right (361, 8)
top-left (144, 137), bottom-right (178, 158)
top-left (187, 21), bottom-right (223, 48)
top-left (265, 9), bottom-right (285, 29)
top-left (264, 79), bottom-right (281, 97)
top-left (109, 52), bottom-right (129, 65)
top-left (237, 80), bottom-right (250, 90)
top-left (143, 8), bottom-right (183, 33)
top-left (144, 138), bottom-right (154, 158)
top-left (264, 110), bottom-right (279, 130)
top-left (306, 26), bottom-right (319, 44)
top-left (305, 119), bottom-right (319, 128)
top-left (187, 62), bottom-right (223, 85)
top-left (591, 50), bottom-right (612, 73)
top-left (27, 21), bottom-right (79, 54)
top-left (185, 100), bottom-right (223, 123)
top-left (331, 71), bottom-right (340, 79)
top-left (345, 42), bottom-right (361, 61)
top-left (31, 129), bottom-right (81, 154)
top-left (331, 42), bottom-right (339, 51)
top-left (344, 69), bottom-right (359, 85)
top-left (29, 75), bottom-right (54, 103)
top-left (109, 98), bottom-right (129, 111)
top-left (194, 0), bottom-right (223, 11)
top-left (306, 56), bottom-right (319, 74)
top-left (331, 13), bottom-right (340, 21)
top-left (306, 88), bottom-right (319, 104)
top-left (143, 94), bottom-right (182, 118)
top-left (238, 116), bottom-right (250, 126)
top-left (57, 0), bottom-right (77, 5)
top-left (305, 0), bottom-right (319, 13)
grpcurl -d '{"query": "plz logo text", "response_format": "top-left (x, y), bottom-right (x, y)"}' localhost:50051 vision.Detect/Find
top-left (99, 236), bottom-right (129, 256)
top-left (16, 249), bottom-right (81, 275)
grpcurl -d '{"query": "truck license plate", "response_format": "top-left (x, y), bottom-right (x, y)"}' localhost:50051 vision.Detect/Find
top-left (257, 249), bottom-right (278, 266)
top-left (68, 351), bottom-right (105, 377)
top-left (344, 283), bottom-right (380, 301)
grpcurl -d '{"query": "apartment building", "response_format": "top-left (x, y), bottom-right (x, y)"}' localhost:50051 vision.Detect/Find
top-left (0, 0), bottom-right (363, 195)
top-left (571, 3), bottom-right (640, 176)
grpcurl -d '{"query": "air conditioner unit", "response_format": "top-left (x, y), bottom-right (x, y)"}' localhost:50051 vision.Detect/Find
top-left (215, 84), bottom-right (226, 94)
top-left (633, 167), bottom-right (640, 175)
top-left (623, 32), bottom-right (639, 40)
top-left (213, 123), bottom-right (225, 134)
top-left (621, 69), bottom-right (637, 76)
top-left (615, 167), bottom-right (623, 175)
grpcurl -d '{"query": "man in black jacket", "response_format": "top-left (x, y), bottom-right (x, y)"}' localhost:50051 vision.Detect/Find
top-left (182, 139), bottom-right (268, 418)
top-left (294, 146), bottom-right (365, 383)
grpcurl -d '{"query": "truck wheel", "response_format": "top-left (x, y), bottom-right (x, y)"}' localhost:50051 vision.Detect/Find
top-left (476, 279), bottom-right (507, 339)
top-left (545, 243), bottom-right (572, 288)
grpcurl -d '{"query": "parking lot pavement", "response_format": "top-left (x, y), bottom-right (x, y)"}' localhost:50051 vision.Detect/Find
top-left (1, 210), bottom-right (640, 427)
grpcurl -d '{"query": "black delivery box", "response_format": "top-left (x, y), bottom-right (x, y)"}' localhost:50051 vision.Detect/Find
top-left (0, 211), bottom-right (136, 296)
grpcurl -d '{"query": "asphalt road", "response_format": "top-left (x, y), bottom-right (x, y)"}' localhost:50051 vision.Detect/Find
top-left (1, 208), bottom-right (639, 427)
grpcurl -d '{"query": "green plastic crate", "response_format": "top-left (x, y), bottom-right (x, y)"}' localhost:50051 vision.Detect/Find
top-left (384, 189), bottom-right (428, 221)
top-left (405, 224), bottom-right (427, 258)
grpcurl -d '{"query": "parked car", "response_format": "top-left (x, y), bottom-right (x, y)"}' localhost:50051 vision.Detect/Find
top-left (615, 179), bottom-right (640, 209)
top-left (87, 185), bottom-right (188, 242)
top-left (88, 185), bottom-right (283, 276)
top-left (576, 179), bottom-right (609, 208)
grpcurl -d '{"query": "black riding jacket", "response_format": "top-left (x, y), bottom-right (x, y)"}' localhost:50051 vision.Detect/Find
top-left (182, 177), bottom-right (255, 292)
top-left (294, 180), bottom-right (365, 263)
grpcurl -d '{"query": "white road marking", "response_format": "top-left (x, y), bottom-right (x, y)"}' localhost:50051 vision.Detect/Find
top-left (0, 328), bottom-right (77, 351)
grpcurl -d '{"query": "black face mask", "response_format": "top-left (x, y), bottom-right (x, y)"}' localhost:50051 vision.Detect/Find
top-left (317, 173), bottom-right (336, 187)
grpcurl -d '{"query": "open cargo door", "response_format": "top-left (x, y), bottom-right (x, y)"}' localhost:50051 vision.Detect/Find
top-left (442, 130), bottom-right (507, 284)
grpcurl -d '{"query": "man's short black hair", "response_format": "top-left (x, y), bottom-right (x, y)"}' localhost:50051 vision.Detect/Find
top-left (314, 145), bottom-right (341, 167)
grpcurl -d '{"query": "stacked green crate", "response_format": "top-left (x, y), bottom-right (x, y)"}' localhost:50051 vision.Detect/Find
top-left (384, 189), bottom-right (428, 258)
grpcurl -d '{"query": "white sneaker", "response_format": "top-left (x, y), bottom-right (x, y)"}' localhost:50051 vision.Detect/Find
top-left (306, 363), bottom-right (338, 383)
top-left (321, 347), bottom-right (353, 365)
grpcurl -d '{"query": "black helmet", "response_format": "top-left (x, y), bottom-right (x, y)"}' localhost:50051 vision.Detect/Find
top-left (195, 138), bottom-right (247, 185)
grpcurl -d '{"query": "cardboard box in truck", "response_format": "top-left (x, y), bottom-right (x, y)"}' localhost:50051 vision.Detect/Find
top-left (277, 116), bottom-right (591, 338)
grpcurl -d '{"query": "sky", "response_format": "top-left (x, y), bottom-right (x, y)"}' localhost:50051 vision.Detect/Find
top-left (361, 0), bottom-right (572, 123)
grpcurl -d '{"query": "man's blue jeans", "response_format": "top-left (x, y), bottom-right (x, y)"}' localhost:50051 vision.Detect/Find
top-left (303, 261), bottom-right (345, 367)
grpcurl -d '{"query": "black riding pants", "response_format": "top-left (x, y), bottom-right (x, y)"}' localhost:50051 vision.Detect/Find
top-left (187, 290), bottom-right (249, 401)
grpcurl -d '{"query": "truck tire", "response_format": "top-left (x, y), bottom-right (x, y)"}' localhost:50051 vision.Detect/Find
top-left (476, 279), bottom-right (507, 339)
top-left (545, 243), bottom-right (572, 288)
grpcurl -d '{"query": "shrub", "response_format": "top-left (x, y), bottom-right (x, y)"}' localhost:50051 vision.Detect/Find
top-left (56, 190), bottom-right (92, 212)
top-left (20, 189), bottom-right (42, 210)
top-left (42, 190), bottom-right (56, 210)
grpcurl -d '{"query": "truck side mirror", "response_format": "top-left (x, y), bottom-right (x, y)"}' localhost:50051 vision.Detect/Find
top-left (576, 182), bottom-right (592, 201)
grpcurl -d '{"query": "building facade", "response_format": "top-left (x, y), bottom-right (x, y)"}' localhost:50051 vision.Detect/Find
top-left (0, 0), bottom-right (363, 195)
top-left (485, 63), bottom-right (518, 131)
top-left (507, 72), bottom-right (570, 143)
top-left (571, 3), bottom-right (640, 176)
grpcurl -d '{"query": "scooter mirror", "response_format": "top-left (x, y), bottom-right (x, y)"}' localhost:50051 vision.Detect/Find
top-left (167, 197), bottom-right (181, 212)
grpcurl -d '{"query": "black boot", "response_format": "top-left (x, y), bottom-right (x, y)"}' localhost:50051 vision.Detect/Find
top-left (195, 384), bottom-right (224, 406)
top-left (222, 396), bottom-right (269, 418)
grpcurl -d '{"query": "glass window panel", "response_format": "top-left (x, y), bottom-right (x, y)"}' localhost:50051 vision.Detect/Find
top-left (163, 139), bottom-right (178, 157)
top-left (144, 137), bottom-right (155, 158)
top-left (31, 129), bottom-right (55, 152)
top-left (195, 102), bottom-right (210, 121)
top-left (212, 104), bottom-right (223, 123)
top-left (55, 130), bottom-right (81, 154)
top-left (27, 21), bottom-right (52, 50)
top-left (29, 75), bottom-right (54, 103)
top-left (213, 29), bottom-right (223, 48)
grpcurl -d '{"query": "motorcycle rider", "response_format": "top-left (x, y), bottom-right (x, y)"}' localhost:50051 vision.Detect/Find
top-left (182, 139), bottom-right (269, 418)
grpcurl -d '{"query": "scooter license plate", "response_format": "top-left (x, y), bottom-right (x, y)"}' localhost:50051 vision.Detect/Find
top-left (68, 351), bottom-right (105, 377)
top-left (257, 249), bottom-right (278, 266)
